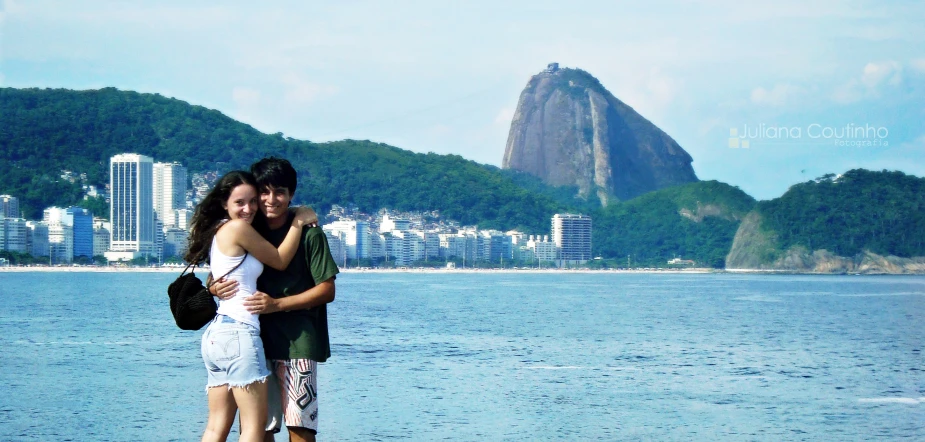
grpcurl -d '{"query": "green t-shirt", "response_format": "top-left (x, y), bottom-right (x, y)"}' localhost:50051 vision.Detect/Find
top-left (257, 215), bottom-right (339, 362)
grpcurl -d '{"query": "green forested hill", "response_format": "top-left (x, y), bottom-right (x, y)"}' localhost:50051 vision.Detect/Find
top-left (0, 87), bottom-right (583, 231)
top-left (594, 180), bottom-right (757, 267)
top-left (755, 169), bottom-right (925, 258)
top-left (1, 87), bottom-right (282, 218)
top-left (8, 87), bottom-right (917, 269)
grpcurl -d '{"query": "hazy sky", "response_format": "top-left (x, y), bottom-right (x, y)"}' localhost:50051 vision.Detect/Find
top-left (2, 0), bottom-right (923, 200)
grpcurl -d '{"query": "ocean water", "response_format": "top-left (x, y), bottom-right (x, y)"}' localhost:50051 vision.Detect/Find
top-left (0, 272), bottom-right (923, 441)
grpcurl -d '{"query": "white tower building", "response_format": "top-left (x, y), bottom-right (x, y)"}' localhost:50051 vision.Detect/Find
top-left (153, 162), bottom-right (188, 228)
top-left (551, 213), bottom-right (592, 265)
top-left (108, 153), bottom-right (156, 261)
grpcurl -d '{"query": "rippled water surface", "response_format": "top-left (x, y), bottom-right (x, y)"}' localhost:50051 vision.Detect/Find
top-left (1, 272), bottom-right (923, 440)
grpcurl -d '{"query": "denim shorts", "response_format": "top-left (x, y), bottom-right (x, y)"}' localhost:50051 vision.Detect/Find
top-left (201, 314), bottom-right (271, 390)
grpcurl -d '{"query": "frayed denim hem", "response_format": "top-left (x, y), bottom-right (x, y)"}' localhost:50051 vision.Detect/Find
top-left (205, 374), bottom-right (269, 393)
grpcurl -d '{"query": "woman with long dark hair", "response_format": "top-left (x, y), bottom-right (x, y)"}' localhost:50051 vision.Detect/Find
top-left (185, 170), bottom-right (315, 442)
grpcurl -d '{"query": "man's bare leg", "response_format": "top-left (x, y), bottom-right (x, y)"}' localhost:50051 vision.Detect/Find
top-left (289, 427), bottom-right (316, 442)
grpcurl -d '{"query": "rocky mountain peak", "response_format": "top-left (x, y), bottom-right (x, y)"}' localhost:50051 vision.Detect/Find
top-left (502, 65), bottom-right (698, 205)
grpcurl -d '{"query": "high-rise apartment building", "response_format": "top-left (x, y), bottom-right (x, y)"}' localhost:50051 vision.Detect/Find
top-left (48, 223), bottom-right (73, 263)
top-left (526, 235), bottom-right (558, 263)
top-left (324, 230), bottom-right (347, 267)
top-left (93, 226), bottom-right (110, 257)
top-left (379, 214), bottom-right (411, 233)
top-left (64, 207), bottom-right (94, 258)
top-left (153, 162), bottom-right (187, 228)
top-left (384, 231), bottom-right (408, 266)
top-left (551, 213), bottom-right (592, 264)
top-left (26, 221), bottom-right (49, 257)
top-left (0, 217), bottom-right (28, 253)
top-left (323, 220), bottom-right (370, 260)
top-left (414, 231), bottom-right (441, 260)
top-left (108, 154), bottom-right (156, 261)
top-left (93, 218), bottom-right (110, 257)
top-left (44, 207), bottom-right (73, 262)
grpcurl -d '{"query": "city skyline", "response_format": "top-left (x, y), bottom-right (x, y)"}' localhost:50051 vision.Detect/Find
top-left (323, 207), bottom-right (593, 268)
top-left (2, 156), bottom-right (594, 266)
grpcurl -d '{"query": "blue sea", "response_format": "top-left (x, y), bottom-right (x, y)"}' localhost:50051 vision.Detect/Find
top-left (0, 272), bottom-right (923, 441)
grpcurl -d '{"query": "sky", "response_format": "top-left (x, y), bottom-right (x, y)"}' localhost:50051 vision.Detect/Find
top-left (2, 0), bottom-right (923, 200)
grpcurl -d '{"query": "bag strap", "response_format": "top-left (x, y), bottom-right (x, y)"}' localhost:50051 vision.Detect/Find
top-left (207, 252), bottom-right (248, 288)
top-left (178, 247), bottom-right (209, 278)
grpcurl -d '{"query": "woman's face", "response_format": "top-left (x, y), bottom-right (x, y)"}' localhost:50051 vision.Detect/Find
top-left (223, 183), bottom-right (258, 224)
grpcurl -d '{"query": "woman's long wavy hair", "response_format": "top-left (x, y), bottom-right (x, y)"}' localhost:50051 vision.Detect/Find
top-left (184, 170), bottom-right (262, 264)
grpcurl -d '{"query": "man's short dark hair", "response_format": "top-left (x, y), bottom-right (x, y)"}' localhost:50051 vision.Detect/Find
top-left (251, 157), bottom-right (298, 195)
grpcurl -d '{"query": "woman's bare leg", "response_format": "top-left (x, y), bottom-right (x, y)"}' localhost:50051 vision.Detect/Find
top-left (232, 381), bottom-right (268, 442)
top-left (202, 386), bottom-right (237, 442)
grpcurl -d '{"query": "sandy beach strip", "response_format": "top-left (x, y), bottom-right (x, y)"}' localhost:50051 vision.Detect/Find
top-left (0, 265), bottom-right (717, 274)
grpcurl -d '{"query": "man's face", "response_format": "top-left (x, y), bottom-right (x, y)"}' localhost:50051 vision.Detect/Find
top-left (259, 185), bottom-right (292, 221)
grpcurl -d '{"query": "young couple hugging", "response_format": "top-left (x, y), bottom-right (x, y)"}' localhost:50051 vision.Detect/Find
top-left (185, 157), bottom-right (338, 442)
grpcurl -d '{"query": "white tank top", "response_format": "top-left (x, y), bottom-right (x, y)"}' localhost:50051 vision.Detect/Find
top-left (210, 231), bottom-right (264, 328)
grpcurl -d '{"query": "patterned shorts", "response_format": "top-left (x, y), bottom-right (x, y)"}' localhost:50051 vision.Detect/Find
top-left (266, 359), bottom-right (319, 433)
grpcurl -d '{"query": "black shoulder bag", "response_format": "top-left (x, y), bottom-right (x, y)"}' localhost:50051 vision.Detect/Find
top-left (167, 252), bottom-right (248, 330)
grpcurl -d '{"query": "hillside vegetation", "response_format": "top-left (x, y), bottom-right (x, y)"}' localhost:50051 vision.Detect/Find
top-left (756, 170), bottom-right (925, 257)
top-left (594, 180), bottom-right (756, 267)
top-left (0, 87), bottom-right (580, 231)
top-left (726, 170), bottom-right (925, 271)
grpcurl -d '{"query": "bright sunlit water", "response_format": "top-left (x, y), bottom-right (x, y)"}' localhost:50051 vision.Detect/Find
top-left (1, 272), bottom-right (923, 440)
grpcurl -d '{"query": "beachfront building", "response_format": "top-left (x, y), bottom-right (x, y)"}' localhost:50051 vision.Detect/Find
top-left (324, 230), bottom-right (347, 267)
top-left (404, 231), bottom-right (424, 263)
top-left (451, 228), bottom-right (479, 264)
top-left (379, 214), bottom-right (411, 233)
top-left (368, 232), bottom-right (385, 261)
top-left (162, 227), bottom-right (188, 259)
top-left (508, 230), bottom-right (530, 262)
top-left (64, 207), bottom-right (94, 259)
top-left (478, 229), bottom-right (512, 263)
top-left (93, 226), bottom-right (110, 257)
top-left (414, 231), bottom-right (440, 261)
top-left (323, 220), bottom-right (370, 260)
top-left (26, 221), bottom-right (49, 257)
top-left (38, 206), bottom-right (94, 260)
top-left (525, 235), bottom-right (558, 264)
top-left (43, 207), bottom-right (73, 263)
top-left (154, 218), bottom-right (165, 262)
top-left (92, 218), bottom-right (110, 258)
top-left (107, 153), bottom-right (156, 262)
top-left (153, 162), bottom-right (188, 228)
top-left (383, 231), bottom-right (408, 266)
top-left (0, 216), bottom-right (28, 253)
top-left (438, 233), bottom-right (464, 259)
top-left (47, 222), bottom-right (73, 263)
top-left (552, 213), bottom-right (592, 265)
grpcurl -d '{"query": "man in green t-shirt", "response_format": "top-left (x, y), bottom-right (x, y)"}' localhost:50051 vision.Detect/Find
top-left (212, 157), bottom-right (338, 442)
